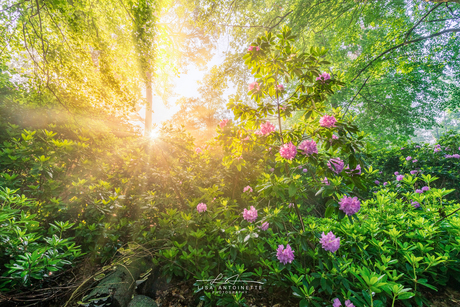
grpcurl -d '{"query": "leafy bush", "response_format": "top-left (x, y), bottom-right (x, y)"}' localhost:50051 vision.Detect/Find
top-left (0, 187), bottom-right (83, 291)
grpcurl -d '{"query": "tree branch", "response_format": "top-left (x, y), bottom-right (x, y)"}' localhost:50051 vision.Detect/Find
top-left (351, 28), bottom-right (460, 83)
top-left (343, 75), bottom-right (370, 117)
top-left (405, 3), bottom-right (442, 42)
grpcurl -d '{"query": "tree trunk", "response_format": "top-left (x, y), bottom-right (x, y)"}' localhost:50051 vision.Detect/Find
top-left (145, 76), bottom-right (153, 136)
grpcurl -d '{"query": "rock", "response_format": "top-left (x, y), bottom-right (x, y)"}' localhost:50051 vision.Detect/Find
top-left (127, 295), bottom-right (158, 307)
top-left (81, 258), bottom-right (152, 307)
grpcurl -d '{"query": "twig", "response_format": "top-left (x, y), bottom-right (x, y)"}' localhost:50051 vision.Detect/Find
top-left (343, 76), bottom-right (370, 117)
top-left (405, 3), bottom-right (442, 42)
top-left (434, 207), bottom-right (460, 225)
top-left (351, 28), bottom-right (460, 83)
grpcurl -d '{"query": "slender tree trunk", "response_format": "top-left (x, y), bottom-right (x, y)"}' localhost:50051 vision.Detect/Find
top-left (145, 75), bottom-right (153, 136)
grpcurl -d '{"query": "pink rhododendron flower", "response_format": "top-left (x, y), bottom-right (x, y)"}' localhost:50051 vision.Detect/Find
top-left (453, 154), bottom-right (460, 158)
top-left (339, 196), bottom-right (361, 216)
top-left (219, 119), bottom-right (229, 128)
top-left (259, 222), bottom-right (269, 231)
top-left (412, 159), bottom-right (418, 163)
top-left (374, 180), bottom-right (380, 185)
top-left (243, 185), bottom-right (253, 193)
top-left (345, 300), bottom-right (355, 307)
top-left (394, 172), bottom-right (399, 175)
top-left (322, 177), bottom-right (330, 186)
top-left (383, 182), bottom-right (388, 186)
top-left (320, 231), bottom-right (340, 253)
top-left (316, 72), bottom-right (331, 82)
top-left (345, 164), bottom-right (361, 176)
top-left (434, 148), bottom-right (441, 153)
top-left (270, 168), bottom-right (274, 172)
top-left (303, 168), bottom-right (308, 173)
top-left (319, 115), bottom-right (337, 128)
top-left (243, 136), bottom-right (250, 141)
top-left (327, 158), bottom-right (344, 174)
top-left (412, 201), bottom-right (420, 209)
top-left (288, 203), bottom-right (295, 208)
top-left (248, 81), bottom-right (260, 91)
top-left (275, 84), bottom-right (285, 91)
top-left (396, 175), bottom-right (404, 181)
top-left (332, 135), bottom-right (339, 140)
top-left (197, 203), bottom-right (207, 213)
top-left (410, 170), bottom-right (418, 175)
top-left (298, 140), bottom-right (318, 155)
top-left (406, 156), bottom-right (412, 161)
top-left (279, 142), bottom-right (297, 160)
top-left (276, 244), bottom-right (295, 264)
top-left (243, 206), bottom-right (258, 222)
top-left (248, 46), bottom-right (260, 51)
top-left (415, 189), bottom-right (423, 194)
top-left (195, 147), bottom-right (202, 154)
top-left (416, 145), bottom-right (421, 148)
top-left (333, 298), bottom-right (342, 307)
top-left (259, 121), bottom-right (276, 136)
top-left (445, 154), bottom-right (453, 158)
top-left (422, 186), bottom-right (430, 192)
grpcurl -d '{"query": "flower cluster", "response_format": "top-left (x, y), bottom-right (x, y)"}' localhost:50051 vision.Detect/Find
top-left (406, 156), bottom-right (412, 161)
top-left (243, 185), bottom-right (253, 193)
top-left (259, 222), bottom-right (269, 231)
top-left (345, 164), bottom-right (361, 176)
top-left (374, 180), bottom-right (380, 185)
top-left (316, 72), bottom-right (331, 82)
top-left (327, 158), bottom-right (344, 174)
top-left (258, 121), bottom-right (275, 136)
top-left (411, 201), bottom-right (420, 209)
top-left (333, 298), bottom-right (355, 307)
top-left (195, 147), bottom-right (202, 154)
top-left (248, 46), bottom-right (260, 51)
top-left (410, 170), bottom-right (418, 175)
top-left (396, 175), bottom-right (404, 181)
top-left (248, 81), bottom-right (260, 91)
top-left (339, 196), bottom-right (361, 216)
top-left (196, 203), bottom-right (207, 213)
top-left (279, 142), bottom-right (297, 160)
top-left (320, 231), bottom-right (340, 253)
top-left (319, 115), bottom-right (337, 128)
top-left (445, 154), bottom-right (460, 159)
top-left (276, 244), bottom-right (295, 264)
top-left (219, 119), bottom-right (229, 129)
top-left (321, 177), bottom-right (330, 186)
top-left (243, 206), bottom-right (258, 223)
top-left (275, 84), bottom-right (285, 91)
top-left (298, 140), bottom-right (318, 155)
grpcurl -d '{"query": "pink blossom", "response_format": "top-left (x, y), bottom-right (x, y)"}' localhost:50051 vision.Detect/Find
top-left (320, 231), bottom-right (340, 253)
top-left (453, 154), bottom-right (460, 158)
top-left (195, 147), bottom-right (202, 154)
top-left (383, 182), bottom-right (388, 186)
top-left (302, 168), bottom-right (308, 173)
top-left (248, 46), bottom-right (260, 52)
top-left (332, 135), bottom-right (339, 140)
top-left (288, 203), bottom-right (295, 208)
top-left (415, 189), bottom-right (423, 194)
top-left (333, 298), bottom-right (342, 307)
top-left (410, 170), bottom-right (418, 175)
top-left (339, 196), bottom-right (361, 216)
top-left (316, 72), bottom-right (331, 82)
top-left (322, 177), bottom-right (330, 186)
top-left (434, 148), bottom-right (441, 153)
top-left (270, 168), bottom-right (274, 172)
top-left (406, 156), bottom-right (412, 161)
top-left (412, 201), bottom-right (420, 209)
top-left (243, 185), bottom-right (253, 193)
top-left (275, 84), bottom-right (285, 91)
top-left (345, 300), bottom-right (355, 307)
top-left (394, 172), bottom-right (399, 175)
top-left (345, 164), bottom-right (361, 176)
top-left (196, 203), bottom-right (207, 213)
top-left (279, 142), bottom-right (297, 160)
top-left (259, 222), bottom-right (269, 231)
top-left (276, 244), bottom-right (295, 264)
top-left (374, 180), bottom-right (380, 185)
top-left (422, 186), bottom-right (430, 192)
top-left (319, 115), bottom-right (337, 128)
top-left (242, 136), bottom-right (250, 141)
top-left (259, 121), bottom-right (276, 136)
top-left (412, 159), bottom-right (418, 163)
top-left (396, 175), bottom-right (404, 181)
top-left (219, 119), bottom-right (229, 128)
top-left (243, 206), bottom-right (258, 223)
top-left (298, 140), bottom-right (318, 155)
top-left (327, 158), bottom-right (344, 174)
top-left (248, 82), bottom-right (260, 91)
